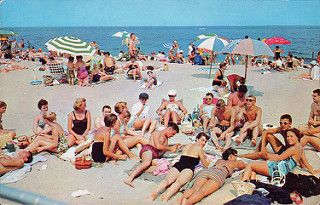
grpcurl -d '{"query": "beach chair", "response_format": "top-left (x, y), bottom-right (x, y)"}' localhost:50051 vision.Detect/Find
top-left (158, 98), bottom-right (184, 125)
top-left (47, 62), bottom-right (67, 84)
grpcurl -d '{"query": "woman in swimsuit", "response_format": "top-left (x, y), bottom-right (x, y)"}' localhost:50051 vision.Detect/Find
top-left (177, 148), bottom-right (245, 205)
top-left (199, 93), bottom-right (215, 133)
top-left (241, 128), bottom-right (320, 181)
top-left (91, 64), bottom-right (115, 83)
top-left (33, 99), bottom-right (51, 135)
top-left (150, 132), bottom-right (210, 202)
top-left (124, 57), bottom-right (142, 81)
top-left (67, 98), bottom-right (91, 146)
top-left (156, 89), bottom-right (188, 127)
top-left (26, 112), bottom-right (69, 154)
top-left (67, 56), bottom-right (75, 85)
top-left (75, 55), bottom-right (89, 86)
top-left (145, 70), bottom-right (157, 88)
top-left (212, 62), bottom-right (228, 97)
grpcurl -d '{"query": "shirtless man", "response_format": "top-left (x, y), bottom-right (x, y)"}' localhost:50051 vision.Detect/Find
top-left (209, 99), bottom-right (236, 151)
top-left (227, 84), bottom-right (248, 108)
top-left (235, 96), bottom-right (263, 146)
top-left (129, 33), bottom-right (138, 58)
top-left (124, 122), bottom-right (180, 187)
top-left (0, 150), bottom-right (33, 175)
top-left (104, 52), bottom-right (116, 75)
top-left (240, 114), bottom-right (292, 160)
top-left (300, 89), bottom-right (320, 151)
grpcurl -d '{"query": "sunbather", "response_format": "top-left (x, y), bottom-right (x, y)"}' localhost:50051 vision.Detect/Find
top-left (150, 132), bottom-right (210, 202)
top-left (95, 105), bottom-right (112, 129)
top-left (91, 64), bottom-right (115, 83)
top-left (156, 89), bottom-right (188, 127)
top-left (199, 93), bottom-right (215, 133)
top-left (0, 150), bottom-right (33, 175)
top-left (123, 122), bottom-right (180, 188)
top-left (33, 99), bottom-right (51, 135)
top-left (177, 148), bottom-right (245, 205)
top-left (0, 101), bottom-right (16, 139)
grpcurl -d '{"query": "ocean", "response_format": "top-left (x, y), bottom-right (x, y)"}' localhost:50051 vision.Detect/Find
top-left (5, 26), bottom-right (320, 59)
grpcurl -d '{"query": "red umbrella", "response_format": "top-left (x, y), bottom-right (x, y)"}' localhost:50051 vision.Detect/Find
top-left (262, 37), bottom-right (291, 45)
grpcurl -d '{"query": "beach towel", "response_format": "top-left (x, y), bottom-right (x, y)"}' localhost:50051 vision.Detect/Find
top-left (0, 155), bottom-right (47, 184)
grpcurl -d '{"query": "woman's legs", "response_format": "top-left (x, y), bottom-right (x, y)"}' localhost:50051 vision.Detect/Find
top-left (241, 161), bottom-right (269, 181)
top-left (201, 116), bottom-right (210, 133)
top-left (300, 136), bottom-right (320, 151)
top-left (67, 134), bottom-right (77, 147)
top-left (123, 136), bottom-right (149, 149)
top-left (141, 119), bottom-right (151, 135)
top-left (133, 119), bottom-right (146, 131)
top-left (110, 134), bottom-right (136, 159)
top-left (150, 168), bottom-right (180, 200)
top-left (210, 127), bottom-right (223, 149)
top-left (162, 169), bottom-right (193, 202)
top-left (164, 110), bottom-right (171, 127)
top-left (147, 120), bottom-right (157, 135)
top-left (171, 111), bottom-right (178, 125)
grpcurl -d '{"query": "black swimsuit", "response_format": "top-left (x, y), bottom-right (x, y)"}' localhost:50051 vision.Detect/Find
top-left (91, 142), bottom-right (106, 162)
top-left (212, 69), bottom-right (224, 86)
top-left (72, 110), bottom-right (88, 135)
top-left (173, 155), bottom-right (200, 172)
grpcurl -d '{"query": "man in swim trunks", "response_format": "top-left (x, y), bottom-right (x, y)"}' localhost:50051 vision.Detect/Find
top-left (227, 85), bottom-right (248, 108)
top-left (0, 150), bottom-right (33, 175)
top-left (104, 52), bottom-right (116, 75)
top-left (129, 33), bottom-right (138, 58)
top-left (235, 96), bottom-right (263, 147)
top-left (209, 99), bottom-right (236, 151)
top-left (240, 114), bottom-right (293, 160)
top-left (124, 122), bottom-right (180, 187)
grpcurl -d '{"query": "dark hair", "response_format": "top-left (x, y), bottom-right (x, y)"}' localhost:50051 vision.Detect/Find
top-left (106, 52), bottom-right (110, 56)
top-left (37, 99), bottom-right (48, 110)
top-left (280, 114), bottom-right (292, 123)
top-left (238, 85), bottom-right (248, 93)
top-left (276, 46), bottom-right (279, 49)
top-left (168, 122), bottom-right (179, 133)
top-left (313, 89), bottom-right (320, 96)
top-left (0, 101), bottom-right (7, 108)
top-left (130, 56), bottom-right (136, 60)
top-left (68, 56), bottom-right (74, 62)
top-left (206, 93), bottom-right (214, 98)
top-left (76, 55), bottom-right (83, 60)
top-left (26, 151), bottom-right (33, 163)
top-left (196, 132), bottom-right (210, 141)
top-left (239, 77), bottom-right (246, 84)
top-left (102, 105), bottom-right (111, 112)
top-left (286, 128), bottom-right (302, 141)
top-left (222, 148), bottom-right (237, 160)
top-left (130, 33), bottom-right (135, 37)
top-left (104, 113), bottom-right (118, 127)
top-left (146, 66), bottom-right (154, 70)
top-left (216, 99), bottom-right (226, 107)
top-left (219, 62), bottom-right (227, 69)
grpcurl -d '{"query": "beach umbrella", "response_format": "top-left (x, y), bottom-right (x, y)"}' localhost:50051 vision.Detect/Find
top-left (220, 38), bottom-right (273, 79)
top-left (195, 36), bottom-right (230, 78)
top-left (193, 33), bottom-right (217, 41)
top-left (0, 29), bottom-right (18, 37)
top-left (45, 36), bottom-right (96, 56)
top-left (112, 31), bottom-right (129, 38)
top-left (262, 37), bottom-right (291, 45)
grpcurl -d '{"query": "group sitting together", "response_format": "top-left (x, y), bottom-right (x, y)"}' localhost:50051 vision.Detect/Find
top-left (1, 88), bottom-right (320, 204)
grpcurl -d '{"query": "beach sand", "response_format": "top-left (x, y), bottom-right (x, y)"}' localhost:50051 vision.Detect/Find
top-left (0, 60), bottom-right (319, 204)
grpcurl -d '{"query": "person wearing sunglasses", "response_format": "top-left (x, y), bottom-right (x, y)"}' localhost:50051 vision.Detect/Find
top-left (199, 93), bottom-right (215, 133)
top-left (156, 89), bottom-right (187, 127)
top-left (240, 114), bottom-right (293, 160)
top-left (209, 99), bottom-right (236, 151)
top-left (234, 96), bottom-right (263, 147)
top-left (299, 89), bottom-right (320, 151)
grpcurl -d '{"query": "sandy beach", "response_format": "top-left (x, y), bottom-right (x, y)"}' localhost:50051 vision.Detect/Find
top-left (0, 60), bottom-right (320, 205)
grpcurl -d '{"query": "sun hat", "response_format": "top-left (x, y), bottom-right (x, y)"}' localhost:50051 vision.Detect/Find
top-left (310, 60), bottom-right (317, 66)
top-left (168, 89), bottom-right (177, 96)
top-left (139, 93), bottom-right (149, 99)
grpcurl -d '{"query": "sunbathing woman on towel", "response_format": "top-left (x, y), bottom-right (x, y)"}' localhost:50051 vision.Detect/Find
top-left (241, 128), bottom-right (320, 182)
top-left (26, 112), bottom-right (69, 154)
top-left (177, 148), bottom-right (245, 205)
top-left (150, 132), bottom-right (210, 202)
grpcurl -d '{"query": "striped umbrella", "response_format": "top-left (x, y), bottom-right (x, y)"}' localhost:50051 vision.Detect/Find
top-left (193, 33), bottom-right (217, 41)
top-left (0, 29), bottom-right (18, 37)
top-left (45, 36), bottom-right (96, 56)
top-left (195, 35), bottom-right (230, 52)
top-left (220, 38), bottom-right (273, 79)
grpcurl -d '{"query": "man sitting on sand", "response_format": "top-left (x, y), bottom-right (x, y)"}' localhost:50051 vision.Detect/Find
top-left (209, 99), bottom-right (236, 151)
top-left (123, 57), bottom-right (142, 81)
top-left (124, 122), bottom-right (180, 187)
top-left (0, 150), bottom-right (33, 175)
top-left (299, 89), bottom-right (320, 151)
top-left (234, 96), bottom-right (263, 147)
top-left (240, 114), bottom-right (293, 160)
top-left (227, 84), bottom-right (248, 108)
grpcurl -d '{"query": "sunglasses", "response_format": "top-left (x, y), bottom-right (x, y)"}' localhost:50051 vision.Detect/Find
top-left (168, 95), bottom-right (176, 98)
top-left (206, 98), bottom-right (212, 101)
top-left (279, 122), bottom-right (289, 125)
top-left (140, 98), bottom-right (147, 101)
top-left (246, 99), bottom-right (254, 102)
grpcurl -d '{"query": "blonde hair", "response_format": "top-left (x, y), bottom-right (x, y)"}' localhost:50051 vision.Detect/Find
top-left (114, 101), bottom-right (127, 114)
top-left (73, 98), bottom-right (86, 110)
top-left (44, 112), bottom-right (56, 122)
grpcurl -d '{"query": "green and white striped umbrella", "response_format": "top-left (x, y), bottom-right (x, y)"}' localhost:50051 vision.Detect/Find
top-left (45, 36), bottom-right (96, 56)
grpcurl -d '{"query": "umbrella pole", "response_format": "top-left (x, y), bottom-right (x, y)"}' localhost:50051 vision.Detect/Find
top-left (208, 51), bottom-right (213, 78)
top-left (245, 55), bottom-right (248, 80)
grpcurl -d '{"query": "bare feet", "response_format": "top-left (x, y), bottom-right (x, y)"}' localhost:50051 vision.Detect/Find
top-left (251, 138), bottom-right (257, 147)
top-left (150, 191), bottom-right (158, 201)
top-left (123, 178), bottom-right (134, 188)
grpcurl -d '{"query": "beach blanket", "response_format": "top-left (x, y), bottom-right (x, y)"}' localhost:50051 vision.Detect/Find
top-left (0, 155), bottom-right (47, 184)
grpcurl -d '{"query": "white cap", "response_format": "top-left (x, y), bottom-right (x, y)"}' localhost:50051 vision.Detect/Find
top-left (310, 60), bottom-right (317, 66)
top-left (168, 89), bottom-right (177, 96)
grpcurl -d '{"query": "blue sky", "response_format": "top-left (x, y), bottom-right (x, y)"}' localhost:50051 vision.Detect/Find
top-left (1, 0), bottom-right (319, 27)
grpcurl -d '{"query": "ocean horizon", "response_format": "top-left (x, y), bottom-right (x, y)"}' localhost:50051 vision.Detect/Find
top-left (5, 26), bottom-right (320, 59)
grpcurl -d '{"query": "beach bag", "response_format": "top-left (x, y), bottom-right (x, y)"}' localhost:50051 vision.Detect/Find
top-left (74, 157), bottom-right (92, 170)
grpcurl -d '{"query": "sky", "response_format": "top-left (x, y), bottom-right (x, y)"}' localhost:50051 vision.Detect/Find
top-left (1, 0), bottom-right (319, 27)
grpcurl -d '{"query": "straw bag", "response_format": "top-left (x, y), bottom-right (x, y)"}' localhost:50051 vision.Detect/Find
top-left (231, 180), bottom-right (256, 197)
top-left (181, 115), bottom-right (194, 134)
top-left (74, 157), bottom-right (92, 170)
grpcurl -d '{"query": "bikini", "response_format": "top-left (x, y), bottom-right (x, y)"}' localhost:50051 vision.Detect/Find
top-left (267, 157), bottom-right (297, 176)
top-left (72, 110), bottom-right (88, 135)
top-left (173, 155), bottom-right (200, 172)
top-left (166, 103), bottom-right (179, 113)
top-left (57, 134), bottom-right (69, 153)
